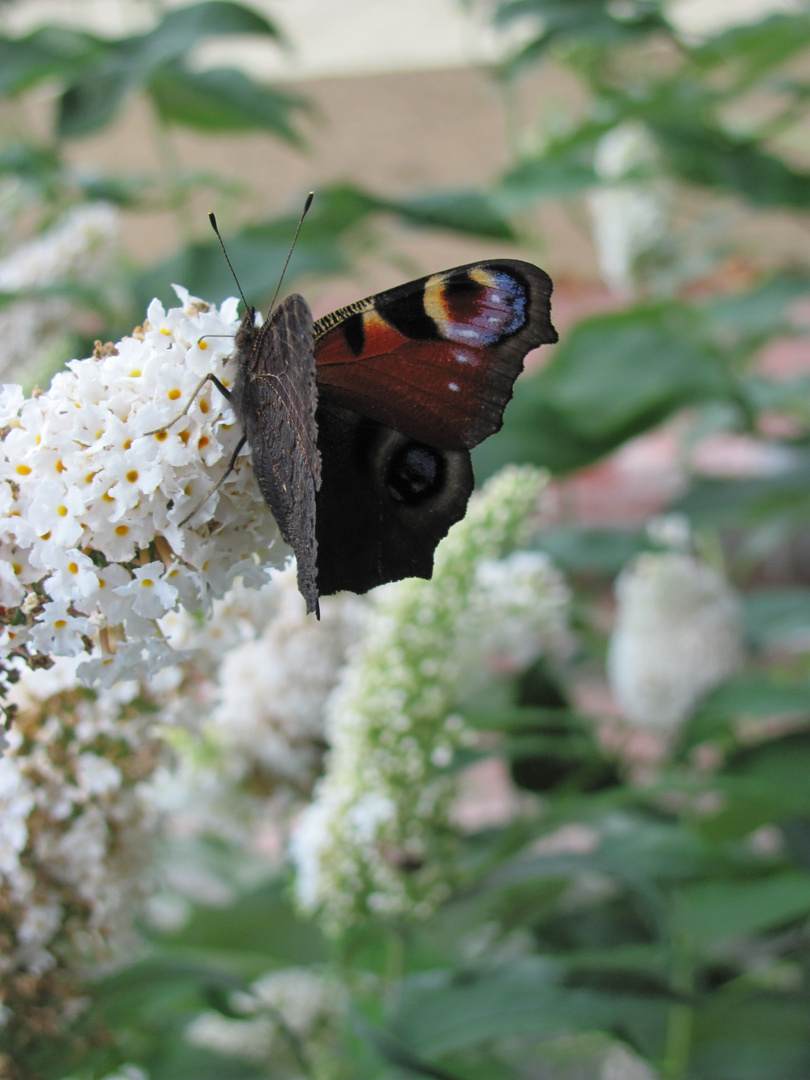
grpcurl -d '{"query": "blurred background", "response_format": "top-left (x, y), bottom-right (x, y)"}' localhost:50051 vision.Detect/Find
top-left (2, 1), bottom-right (810, 1079)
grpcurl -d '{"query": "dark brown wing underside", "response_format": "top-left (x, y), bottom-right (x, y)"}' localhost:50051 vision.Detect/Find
top-left (231, 294), bottom-right (322, 614)
top-left (314, 393), bottom-right (474, 597)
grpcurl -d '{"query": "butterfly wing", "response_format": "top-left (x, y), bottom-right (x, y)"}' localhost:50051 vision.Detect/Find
top-left (231, 294), bottom-right (322, 614)
top-left (311, 260), bottom-right (557, 598)
top-left (314, 393), bottom-right (473, 597)
top-left (313, 260), bottom-right (557, 451)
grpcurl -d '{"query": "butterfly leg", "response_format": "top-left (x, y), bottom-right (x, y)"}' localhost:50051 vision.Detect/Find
top-left (178, 433), bottom-right (247, 526)
top-left (143, 373), bottom-right (232, 437)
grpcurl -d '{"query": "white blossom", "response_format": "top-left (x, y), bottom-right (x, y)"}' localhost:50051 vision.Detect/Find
top-left (186, 967), bottom-right (347, 1074)
top-left (0, 202), bottom-right (121, 383)
top-left (0, 657), bottom-right (172, 1041)
top-left (463, 549), bottom-right (573, 678)
top-left (608, 552), bottom-right (744, 731)
top-left (209, 565), bottom-right (367, 790)
top-left (0, 285), bottom-right (289, 698)
top-left (587, 121), bottom-right (666, 293)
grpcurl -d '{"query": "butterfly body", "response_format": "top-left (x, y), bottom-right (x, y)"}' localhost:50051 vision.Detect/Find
top-left (225, 259), bottom-right (557, 613)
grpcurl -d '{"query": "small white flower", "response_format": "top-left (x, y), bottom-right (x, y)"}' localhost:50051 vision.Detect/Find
top-left (0, 384), bottom-right (24, 424)
top-left (608, 552), bottom-right (743, 731)
top-left (0, 757), bottom-right (34, 876)
top-left (43, 548), bottom-right (100, 604)
top-left (113, 562), bottom-right (179, 620)
top-left (75, 753), bottom-right (122, 798)
top-left (0, 558), bottom-right (25, 606)
top-left (29, 602), bottom-right (93, 657)
top-left (22, 480), bottom-right (86, 548)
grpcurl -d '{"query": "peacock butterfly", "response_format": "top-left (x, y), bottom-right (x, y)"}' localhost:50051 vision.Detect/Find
top-left (184, 215), bottom-right (558, 617)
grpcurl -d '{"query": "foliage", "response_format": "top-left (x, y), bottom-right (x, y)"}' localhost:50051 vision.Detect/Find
top-left (1, 2), bottom-right (810, 1080)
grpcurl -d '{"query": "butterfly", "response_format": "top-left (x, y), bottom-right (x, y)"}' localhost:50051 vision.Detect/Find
top-left (222, 258), bottom-right (558, 617)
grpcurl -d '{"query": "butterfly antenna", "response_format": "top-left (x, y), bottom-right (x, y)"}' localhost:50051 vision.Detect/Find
top-left (267, 191), bottom-right (314, 314)
top-left (209, 211), bottom-right (249, 311)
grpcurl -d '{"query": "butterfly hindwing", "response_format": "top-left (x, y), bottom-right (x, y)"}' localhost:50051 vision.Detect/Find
top-left (313, 260), bottom-right (558, 450)
top-left (314, 392), bottom-right (473, 597)
top-left (230, 293), bottom-right (321, 614)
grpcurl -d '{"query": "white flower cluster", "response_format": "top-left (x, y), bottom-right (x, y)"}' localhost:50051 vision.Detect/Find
top-left (0, 202), bottom-right (121, 384)
top-left (608, 552), bottom-right (744, 732)
top-left (0, 658), bottom-right (171, 1045)
top-left (291, 467), bottom-right (565, 933)
top-left (463, 550), bottom-right (573, 682)
top-left (209, 566), bottom-right (367, 792)
top-left (0, 285), bottom-right (286, 710)
top-left (185, 967), bottom-right (347, 1075)
top-left (150, 567), bottom-right (367, 846)
top-left (587, 121), bottom-right (666, 293)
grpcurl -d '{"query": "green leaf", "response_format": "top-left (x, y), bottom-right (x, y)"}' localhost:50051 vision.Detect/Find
top-left (675, 872), bottom-right (810, 945)
top-left (158, 879), bottom-right (328, 971)
top-left (55, 2), bottom-right (287, 137)
top-left (691, 990), bottom-right (810, 1080)
top-left (539, 304), bottom-right (730, 439)
top-left (692, 13), bottom-right (810, 89)
top-left (59, 68), bottom-right (136, 138)
top-left (701, 272), bottom-right (810, 342)
top-left (494, 0), bottom-right (670, 75)
top-left (148, 66), bottom-right (307, 141)
top-left (311, 183), bottom-right (517, 240)
top-left (703, 676), bottom-right (810, 719)
top-left (0, 25), bottom-right (106, 95)
top-left (536, 526), bottom-right (649, 575)
top-left (498, 154), bottom-right (597, 205)
top-left (477, 302), bottom-right (732, 476)
top-left (392, 958), bottom-right (667, 1057)
top-left (133, 0), bottom-right (282, 69)
top-left (675, 461), bottom-right (810, 528)
top-left (651, 113), bottom-right (810, 208)
top-left (694, 727), bottom-right (810, 840)
top-left (743, 589), bottom-right (810, 649)
top-left (383, 190), bottom-right (516, 240)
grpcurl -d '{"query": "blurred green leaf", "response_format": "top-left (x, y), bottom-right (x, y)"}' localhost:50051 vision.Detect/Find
top-left (692, 13), bottom-right (810, 90)
top-left (132, 0), bottom-right (282, 68)
top-left (385, 190), bottom-right (516, 240)
top-left (477, 301), bottom-right (732, 475)
top-left (494, 0), bottom-right (670, 75)
top-left (703, 676), bottom-right (810, 718)
top-left (149, 67), bottom-right (307, 140)
top-left (691, 991), bottom-right (810, 1080)
top-left (650, 109), bottom-right (810, 208)
top-left (675, 872), bottom-right (810, 945)
top-left (536, 527), bottom-right (649, 575)
top-left (498, 153), bottom-right (597, 206)
top-left (675, 459), bottom-right (810, 527)
top-left (55, 2), bottom-right (289, 138)
top-left (702, 273), bottom-right (810, 343)
top-left (696, 728), bottom-right (810, 840)
top-left (744, 589), bottom-right (810, 648)
top-left (59, 68), bottom-right (135, 138)
top-left (539, 306), bottom-right (728, 440)
top-left (0, 25), bottom-right (105, 95)
top-left (391, 958), bottom-right (667, 1057)
top-left (158, 879), bottom-right (329, 972)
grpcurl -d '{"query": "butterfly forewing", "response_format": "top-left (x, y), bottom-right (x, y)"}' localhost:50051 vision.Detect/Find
top-left (231, 293), bottom-right (321, 614)
top-left (313, 260), bottom-right (558, 450)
